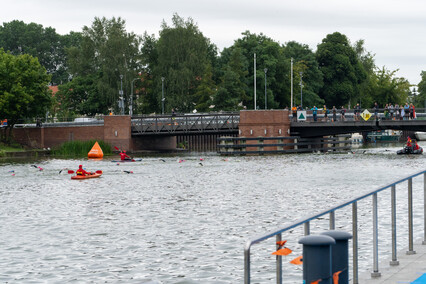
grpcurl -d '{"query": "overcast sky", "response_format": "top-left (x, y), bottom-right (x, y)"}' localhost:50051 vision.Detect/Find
top-left (2, 0), bottom-right (425, 86)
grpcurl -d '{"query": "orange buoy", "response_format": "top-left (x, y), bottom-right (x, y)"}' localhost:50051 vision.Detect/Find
top-left (88, 141), bottom-right (104, 159)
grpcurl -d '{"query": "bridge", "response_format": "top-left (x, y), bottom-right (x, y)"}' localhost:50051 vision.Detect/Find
top-left (8, 110), bottom-right (426, 152)
top-left (130, 111), bottom-right (426, 138)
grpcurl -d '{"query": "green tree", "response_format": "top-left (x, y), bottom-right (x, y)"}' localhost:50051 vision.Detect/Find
top-left (414, 71), bottom-right (426, 108)
top-left (67, 17), bottom-right (142, 114)
top-left (56, 74), bottom-right (109, 117)
top-left (0, 20), bottom-right (80, 85)
top-left (0, 49), bottom-right (51, 143)
top-left (219, 31), bottom-right (287, 109)
top-left (352, 39), bottom-right (376, 107)
top-left (194, 63), bottom-right (216, 112)
top-left (154, 14), bottom-right (213, 113)
top-left (370, 67), bottom-right (410, 106)
top-left (316, 32), bottom-right (367, 108)
top-left (283, 41), bottom-right (323, 108)
top-left (214, 47), bottom-right (249, 110)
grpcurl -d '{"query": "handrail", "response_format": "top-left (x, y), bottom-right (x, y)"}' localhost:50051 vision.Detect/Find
top-left (244, 170), bottom-right (426, 284)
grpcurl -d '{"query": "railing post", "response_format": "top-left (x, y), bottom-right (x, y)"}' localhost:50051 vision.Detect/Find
top-left (390, 185), bottom-right (399, 265)
top-left (423, 173), bottom-right (426, 245)
top-left (329, 211), bottom-right (335, 230)
top-left (244, 242), bottom-right (251, 284)
top-left (276, 233), bottom-right (282, 284)
top-left (407, 178), bottom-right (416, 255)
top-left (372, 193), bottom-right (381, 277)
top-left (352, 202), bottom-right (359, 284)
top-left (304, 221), bottom-right (310, 236)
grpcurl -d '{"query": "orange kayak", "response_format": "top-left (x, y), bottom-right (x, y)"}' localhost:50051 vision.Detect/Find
top-left (71, 173), bottom-right (102, 180)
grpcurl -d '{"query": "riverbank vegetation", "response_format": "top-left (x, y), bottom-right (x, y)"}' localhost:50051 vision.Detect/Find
top-left (1, 14), bottom-right (425, 137)
top-left (51, 140), bottom-right (113, 157)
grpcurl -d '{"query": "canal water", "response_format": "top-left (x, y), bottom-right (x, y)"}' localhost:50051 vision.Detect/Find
top-left (1, 142), bottom-right (426, 283)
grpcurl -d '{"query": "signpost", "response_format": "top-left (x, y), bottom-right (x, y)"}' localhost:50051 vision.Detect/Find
top-left (361, 109), bottom-right (372, 121)
top-left (297, 111), bottom-right (307, 121)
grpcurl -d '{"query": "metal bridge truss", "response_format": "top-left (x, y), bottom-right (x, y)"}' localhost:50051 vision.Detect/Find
top-left (131, 113), bottom-right (239, 135)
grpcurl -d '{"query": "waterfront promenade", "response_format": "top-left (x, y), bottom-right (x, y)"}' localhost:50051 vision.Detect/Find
top-left (359, 240), bottom-right (426, 283)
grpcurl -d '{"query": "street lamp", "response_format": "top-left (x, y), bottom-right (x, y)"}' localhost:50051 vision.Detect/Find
top-left (119, 75), bottom-right (124, 115)
top-left (161, 77), bottom-right (165, 114)
top-left (299, 72), bottom-right (303, 108)
top-left (130, 77), bottom-right (141, 116)
top-left (264, 68), bottom-right (268, 110)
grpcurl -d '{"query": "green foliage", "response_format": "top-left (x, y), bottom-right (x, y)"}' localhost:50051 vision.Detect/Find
top-left (153, 14), bottom-right (213, 113)
top-left (369, 67), bottom-right (410, 106)
top-left (0, 49), bottom-right (52, 143)
top-left (56, 74), bottom-right (109, 116)
top-left (67, 17), bottom-right (142, 114)
top-left (0, 20), bottom-right (80, 85)
top-left (283, 41), bottom-right (324, 107)
top-left (194, 63), bottom-right (216, 112)
top-left (414, 71), bottom-right (426, 108)
top-left (51, 140), bottom-right (112, 157)
top-left (316, 32), bottom-right (367, 108)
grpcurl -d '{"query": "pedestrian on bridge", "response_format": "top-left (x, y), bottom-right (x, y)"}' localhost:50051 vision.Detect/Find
top-left (311, 106), bottom-right (318, 122)
top-left (373, 102), bottom-right (379, 121)
top-left (332, 106), bottom-right (337, 122)
top-left (340, 106), bottom-right (346, 121)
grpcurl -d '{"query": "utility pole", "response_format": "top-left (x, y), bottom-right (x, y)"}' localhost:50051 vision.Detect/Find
top-left (291, 58), bottom-right (293, 109)
top-left (254, 53), bottom-right (256, 110)
top-left (264, 68), bottom-right (268, 109)
top-left (299, 72), bottom-right (303, 108)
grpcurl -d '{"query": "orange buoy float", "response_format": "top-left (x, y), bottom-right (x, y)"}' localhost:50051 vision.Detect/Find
top-left (88, 141), bottom-right (104, 159)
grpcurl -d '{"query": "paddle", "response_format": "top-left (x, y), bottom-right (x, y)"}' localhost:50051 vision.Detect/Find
top-left (115, 146), bottom-right (134, 161)
top-left (67, 170), bottom-right (103, 174)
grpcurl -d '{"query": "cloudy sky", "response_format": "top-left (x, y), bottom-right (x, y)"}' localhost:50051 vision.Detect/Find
top-left (2, 0), bottom-right (425, 85)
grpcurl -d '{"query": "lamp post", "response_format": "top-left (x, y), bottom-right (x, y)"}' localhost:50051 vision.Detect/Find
top-left (299, 72), bottom-right (303, 108)
top-left (130, 77), bottom-right (140, 116)
top-left (254, 53), bottom-right (257, 110)
top-left (291, 58), bottom-right (293, 109)
top-left (119, 75), bottom-right (124, 115)
top-left (264, 68), bottom-right (268, 109)
top-left (161, 77), bottom-right (165, 114)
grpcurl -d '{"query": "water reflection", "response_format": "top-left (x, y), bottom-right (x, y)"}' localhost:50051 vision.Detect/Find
top-left (0, 142), bottom-right (425, 283)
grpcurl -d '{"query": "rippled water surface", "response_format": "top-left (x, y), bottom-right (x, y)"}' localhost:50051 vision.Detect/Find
top-left (1, 143), bottom-right (426, 283)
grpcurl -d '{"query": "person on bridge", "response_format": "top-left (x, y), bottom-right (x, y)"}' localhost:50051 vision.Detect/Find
top-left (311, 106), bottom-right (318, 122)
top-left (340, 106), bottom-right (346, 121)
top-left (332, 106), bottom-right (337, 122)
top-left (292, 106), bottom-right (297, 121)
top-left (373, 102), bottom-right (379, 121)
top-left (120, 151), bottom-right (132, 161)
top-left (76, 165), bottom-right (89, 176)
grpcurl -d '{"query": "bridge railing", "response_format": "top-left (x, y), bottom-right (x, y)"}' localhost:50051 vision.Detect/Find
top-left (244, 170), bottom-right (426, 284)
top-left (131, 112), bottom-right (239, 135)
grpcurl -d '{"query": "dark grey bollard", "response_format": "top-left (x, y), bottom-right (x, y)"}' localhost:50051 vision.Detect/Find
top-left (321, 230), bottom-right (353, 284)
top-left (298, 234), bottom-right (336, 284)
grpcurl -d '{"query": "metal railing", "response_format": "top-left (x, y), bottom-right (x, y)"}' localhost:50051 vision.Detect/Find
top-left (131, 112), bottom-right (239, 135)
top-left (244, 170), bottom-right (426, 284)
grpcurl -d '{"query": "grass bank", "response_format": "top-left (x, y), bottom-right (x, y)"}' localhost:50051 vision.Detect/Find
top-left (51, 140), bottom-right (113, 157)
top-left (0, 142), bottom-right (25, 157)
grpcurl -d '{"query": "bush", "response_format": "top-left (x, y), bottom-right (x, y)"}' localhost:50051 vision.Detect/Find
top-left (51, 140), bottom-right (112, 157)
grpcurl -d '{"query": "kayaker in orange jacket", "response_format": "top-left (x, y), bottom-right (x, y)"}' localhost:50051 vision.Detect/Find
top-left (76, 165), bottom-right (89, 176)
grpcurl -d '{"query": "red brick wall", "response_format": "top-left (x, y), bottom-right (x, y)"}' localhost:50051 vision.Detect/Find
top-left (104, 116), bottom-right (132, 151)
top-left (12, 126), bottom-right (104, 149)
top-left (238, 110), bottom-right (291, 150)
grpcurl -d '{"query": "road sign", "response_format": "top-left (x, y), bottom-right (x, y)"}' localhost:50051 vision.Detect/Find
top-left (297, 111), bottom-right (307, 121)
top-left (361, 109), bottom-right (371, 121)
